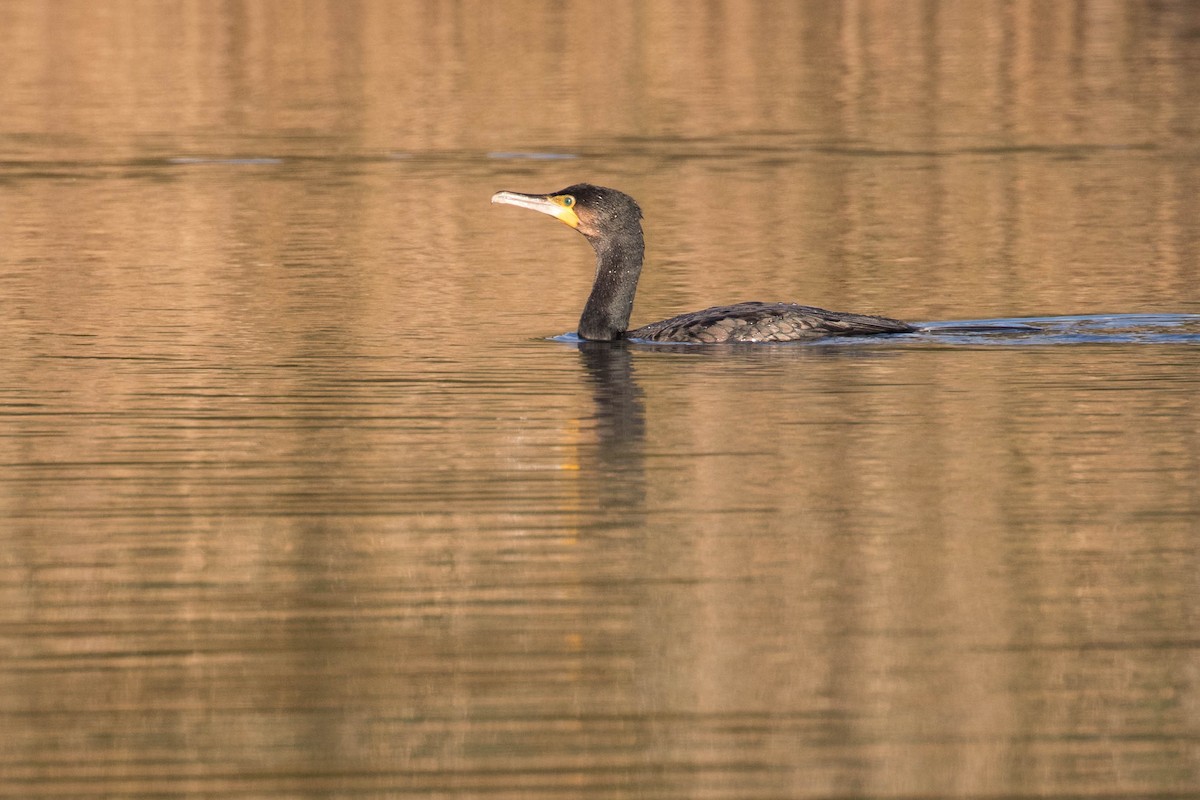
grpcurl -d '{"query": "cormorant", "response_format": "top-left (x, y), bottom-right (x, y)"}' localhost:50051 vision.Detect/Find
top-left (491, 183), bottom-right (916, 343)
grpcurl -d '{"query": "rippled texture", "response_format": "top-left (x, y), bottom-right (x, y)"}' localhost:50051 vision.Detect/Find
top-left (2, 1), bottom-right (1199, 798)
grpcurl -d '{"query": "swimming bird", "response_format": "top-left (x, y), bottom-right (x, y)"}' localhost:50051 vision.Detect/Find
top-left (491, 183), bottom-right (916, 343)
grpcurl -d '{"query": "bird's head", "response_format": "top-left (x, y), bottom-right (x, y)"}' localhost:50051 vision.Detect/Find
top-left (490, 183), bottom-right (642, 241)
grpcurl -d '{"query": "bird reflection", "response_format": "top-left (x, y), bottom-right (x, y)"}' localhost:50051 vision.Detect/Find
top-left (576, 341), bottom-right (645, 446)
top-left (571, 341), bottom-right (647, 517)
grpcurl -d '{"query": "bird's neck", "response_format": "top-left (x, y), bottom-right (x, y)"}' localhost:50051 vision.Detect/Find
top-left (578, 228), bottom-right (645, 341)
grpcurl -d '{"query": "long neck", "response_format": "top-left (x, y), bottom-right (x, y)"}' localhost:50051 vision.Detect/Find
top-left (578, 227), bottom-right (644, 341)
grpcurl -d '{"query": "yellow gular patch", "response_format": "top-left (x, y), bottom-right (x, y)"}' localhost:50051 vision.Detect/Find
top-left (551, 196), bottom-right (581, 228)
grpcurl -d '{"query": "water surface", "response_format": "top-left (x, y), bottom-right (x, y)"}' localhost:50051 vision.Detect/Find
top-left (2, 2), bottom-right (1199, 798)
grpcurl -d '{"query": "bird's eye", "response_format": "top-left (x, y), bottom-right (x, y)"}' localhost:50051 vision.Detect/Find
top-left (560, 196), bottom-right (575, 207)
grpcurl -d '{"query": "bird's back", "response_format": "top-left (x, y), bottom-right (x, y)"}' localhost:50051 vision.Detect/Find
top-left (627, 302), bottom-right (915, 343)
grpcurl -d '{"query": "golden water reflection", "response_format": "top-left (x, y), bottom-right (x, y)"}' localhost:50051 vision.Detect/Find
top-left (1, 1), bottom-right (1199, 798)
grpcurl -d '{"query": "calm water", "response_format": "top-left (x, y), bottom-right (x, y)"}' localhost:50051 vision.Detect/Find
top-left (2, 2), bottom-right (1199, 798)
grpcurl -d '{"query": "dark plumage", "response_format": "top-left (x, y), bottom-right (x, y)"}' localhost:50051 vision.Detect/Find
top-left (491, 183), bottom-right (915, 343)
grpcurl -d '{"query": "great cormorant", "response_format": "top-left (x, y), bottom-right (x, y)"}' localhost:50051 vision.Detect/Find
top-left (491, 183), bottom-right (916, 343)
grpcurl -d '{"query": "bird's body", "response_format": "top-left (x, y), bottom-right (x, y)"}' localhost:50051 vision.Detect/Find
top-left (491, 183), bottom-right (915, 343)
top-left (628, 302), bottom-right (913, 343)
